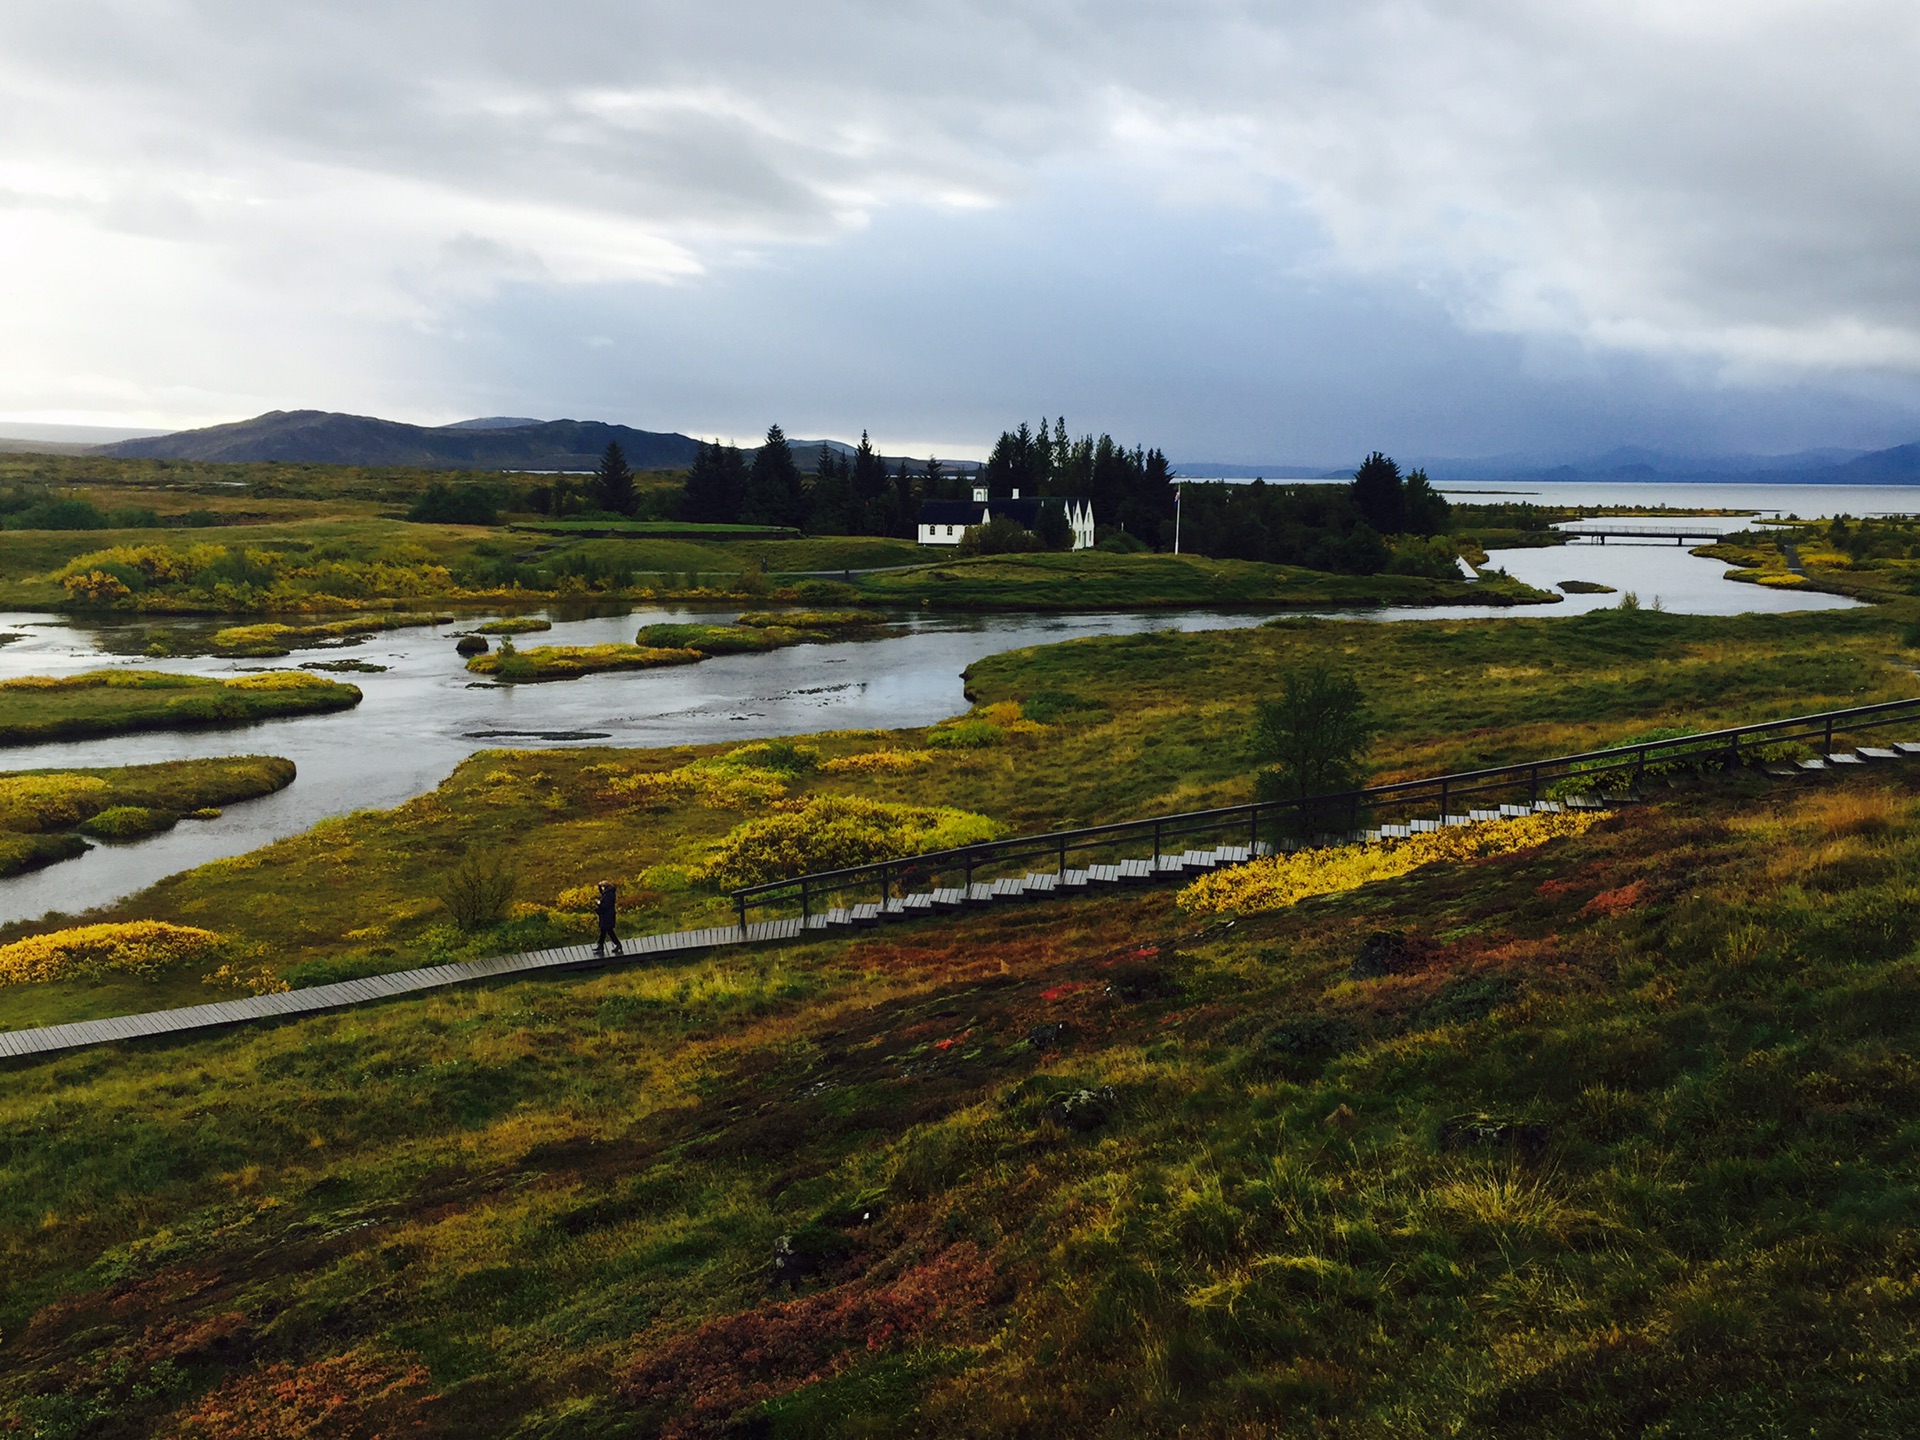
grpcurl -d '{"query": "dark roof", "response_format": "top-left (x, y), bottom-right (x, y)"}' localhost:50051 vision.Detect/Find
top-left (918, 495), bottom-right (1091, 527)
top-left (918, 500), bottom-right (989, 525)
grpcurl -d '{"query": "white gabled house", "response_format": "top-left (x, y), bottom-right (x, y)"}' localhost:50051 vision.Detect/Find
top-left (916, 485), bottom-right (1095, 549)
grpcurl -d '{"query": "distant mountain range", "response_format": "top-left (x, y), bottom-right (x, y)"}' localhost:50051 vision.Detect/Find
top-left (85, 409), bottom-right (980, 473)
top-left (97, 410), bottom-right (705, 471)
top-left (6, 406), bottom-right (1917, 484)
top-left (1175, 443), bottom-right (1920, 486)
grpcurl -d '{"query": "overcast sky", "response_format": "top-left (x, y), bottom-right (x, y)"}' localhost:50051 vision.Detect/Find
top-left (5, 1), bottom-right (1920, 463)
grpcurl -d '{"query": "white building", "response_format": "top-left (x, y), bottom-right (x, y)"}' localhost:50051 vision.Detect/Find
top-left (916, 485), bottom-right (1094, 549)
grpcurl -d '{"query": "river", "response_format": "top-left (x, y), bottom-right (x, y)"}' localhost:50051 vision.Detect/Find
top-left (0, 505), bottom-right (1889, 923)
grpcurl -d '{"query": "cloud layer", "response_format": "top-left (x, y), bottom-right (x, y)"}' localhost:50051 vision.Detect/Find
top-left (4, 1), bottom-right (1920, 456)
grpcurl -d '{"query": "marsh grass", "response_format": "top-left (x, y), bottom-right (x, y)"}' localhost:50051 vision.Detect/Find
top-left (7, 607), bottom-right (1920, 1432)
top-left (0, 670), bottom-right (358, 744)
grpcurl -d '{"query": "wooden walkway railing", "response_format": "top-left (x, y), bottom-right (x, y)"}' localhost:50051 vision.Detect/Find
top-left (4, 694), bottom-right (1919, 1064)
top-left (730, 695), bottom-right (1920, 929)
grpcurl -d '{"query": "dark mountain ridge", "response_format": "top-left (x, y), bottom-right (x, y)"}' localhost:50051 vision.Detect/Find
top-left (97, 410), bottom-right (703, 472)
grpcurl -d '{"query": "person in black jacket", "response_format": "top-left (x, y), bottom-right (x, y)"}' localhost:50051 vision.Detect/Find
top-left (595, 880), bottom-right (622, 957)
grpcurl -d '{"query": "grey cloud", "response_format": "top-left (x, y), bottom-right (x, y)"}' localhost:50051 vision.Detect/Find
top-left (4, 1), bottom-right (1920, 432)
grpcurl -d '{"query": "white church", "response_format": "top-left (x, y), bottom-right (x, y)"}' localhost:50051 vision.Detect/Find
top-left (916, 486), bottom-right (1095, 549)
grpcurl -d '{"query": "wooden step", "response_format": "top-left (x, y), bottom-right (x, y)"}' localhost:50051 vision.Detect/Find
top-left (988, 878), bottom-right (1028, 901)
top-left (1087, 864), bottom-right (1122, 885)
top-left (1895, 742), bottom-right (1920, 756)
top-left (849, 903), bottom-right (881, 926)
top-left (1023, 873), bottom-right (1059, 896)
top-left (1827, 753), bottom-right (1865, 766)
top-left (1118, 859), bottom-right (1155, 883)
top-left (1858, 747), bottom-right (1899, 761)
top-left (929, 887), bottom-right (966, 909)
top-left (1059, 869), bottom-right (1092, 888)
top-left (1798, 758), bottom-right (1829, 771)
top-left (966, 882), bottom-right (994, 904)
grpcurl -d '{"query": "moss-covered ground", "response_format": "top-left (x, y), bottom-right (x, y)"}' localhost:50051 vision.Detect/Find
top-left (0, 756), bottom-right (294, 877)
top-left (5, 603), bottom-right (1920, 1435)
top-left (0, 671), bottom-right (360, 746)
top-left (844, 550), bottom-right (1556, 611)
top-left (8, 754), bottom-right (1920, 1434)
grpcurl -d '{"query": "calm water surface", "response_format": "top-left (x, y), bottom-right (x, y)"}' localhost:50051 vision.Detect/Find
top-left (0, 519), bottom-right (1873, 922)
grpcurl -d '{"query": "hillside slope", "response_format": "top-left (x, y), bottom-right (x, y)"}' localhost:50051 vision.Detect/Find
top-left (98, 410), bottom-right (703, 471)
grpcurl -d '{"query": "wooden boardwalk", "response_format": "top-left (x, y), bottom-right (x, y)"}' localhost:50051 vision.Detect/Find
top-left (0, 920), bottom-right (804, 1063)
top-left (9, 694), bottom-right (1919, 1067)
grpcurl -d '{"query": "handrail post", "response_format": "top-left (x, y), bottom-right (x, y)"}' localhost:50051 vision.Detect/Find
top-left (1153, 820), bottom-right (1161, 871)
top-left (1059, 833), bottom-right (1067, 876)
top-left (1439, 778), bottom-right (1448, 823)
top-left (1529, 765), bottom-right (1538, 805)
top-left (965, 849), bottom-right (974, 900)
top-left (1825, 715), bottom-right (1835, 756)
top-left (800, 877), bottom-right (810, 927)
top-left (737, 893), bottom-right (747, 935)
top-left (1249, 803), bottom-right (1259, 852)
top-left (880, 862), bottom-right (890, 916)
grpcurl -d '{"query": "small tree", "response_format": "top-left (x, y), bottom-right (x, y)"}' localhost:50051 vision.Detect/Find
top-left (1034, 499), bottom-right (1074, 551)
top-left (1253, 666), bottom-right (1377, 836)
top-left (442, 850), bottom-right (518, 930)
top-left (592, 441), bottom-right (638, 516)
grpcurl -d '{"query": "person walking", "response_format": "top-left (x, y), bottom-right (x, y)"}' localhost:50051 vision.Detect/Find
top-left (594, 880), bottom-right (622, 957)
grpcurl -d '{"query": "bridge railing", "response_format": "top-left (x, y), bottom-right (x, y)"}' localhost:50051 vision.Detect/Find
top-left (731, 696), bottom-right (1920, 929)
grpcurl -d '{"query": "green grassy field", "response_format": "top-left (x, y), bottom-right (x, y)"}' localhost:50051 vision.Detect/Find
top-left (845, 550), bottom-right (1556, 610)
top-left (0, 670), bottom-right (360, 746)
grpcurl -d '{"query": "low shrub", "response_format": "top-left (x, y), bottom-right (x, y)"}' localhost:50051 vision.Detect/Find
top-left (735, 610), bottom-right (875, 630)
top-left (633, 622), bottom-right (776, 654)
top-left (79, 805), bottom-right (178, 841)
top-left (926, 719), bottom-right (1003, 749)
top-left (468, 643), bottom-right (705, 682)
top-left (1178, 810), bottom-right (1602, 916)
top-left (701, 795), bottom-right (1008, 887)
top-left (1020, 690), bottom-right (1111, 725)
top-left (0, 920), bottom-right (225, 985)
top-left (442, 852), bottom-right (518, 930)
top-left (704, 739), bottom-right (819, 775)
top-left (0, 831), bottom-right (91, 877)
top-left (477, 617), bottom-right (551, 634)
top-left (820, 749), bottom-right (937, 775)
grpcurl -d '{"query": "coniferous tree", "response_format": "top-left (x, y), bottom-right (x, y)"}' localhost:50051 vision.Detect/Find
top-left (806, 444), bottom-right (859, 534)
top-left (591, 441), bottom-right (638, 516)
top-left (744, 424), bottom-right (806, 527)
top-left (1350, 451), bottom-right (1405, 534)
top-left (1401, 467), bottom-right (1451, 536)
top-left (682, 439), bottom-right (748, 523)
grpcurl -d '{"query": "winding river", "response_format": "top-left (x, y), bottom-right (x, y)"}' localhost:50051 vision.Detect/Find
top-left (0, 529), bottom-right (1866, 923)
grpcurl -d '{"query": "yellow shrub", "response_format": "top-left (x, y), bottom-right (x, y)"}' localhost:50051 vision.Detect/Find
top-left (601, 764), bottom-right (787, 809)
top-left (225, 671), bottom-right (333, 692)
top-left (701, 795), bottom-right (1007, 888)
top-left (821, 749), bottom-right (938, 775)
top-left (0, 921), bottom-right (226, 985)
top-left (1178, 811), bottom-right (1602, 917)
top-left (0, 774), bottom-right (111, 831)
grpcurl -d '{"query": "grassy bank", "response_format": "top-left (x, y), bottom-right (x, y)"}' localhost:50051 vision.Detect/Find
top-left (7, 741), bottom-right (1920, 1432)
top-left (471, 612), bottom-right (901, 681)
top-left (0, 756), bottom-right (295, 876)
top-left (0, 670), bottom-right (360, 746)
top-left (844, 550), bottom-right (1558, 610)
